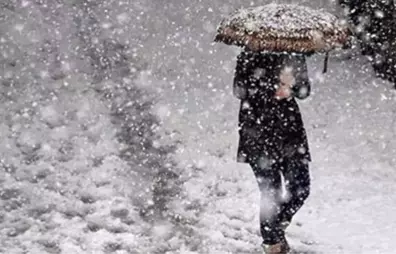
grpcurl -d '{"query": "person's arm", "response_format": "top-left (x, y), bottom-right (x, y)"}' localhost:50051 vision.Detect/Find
top-left (275, 55), bottom-right (311, 100)
top-left (233, 52), bottom-right (252, 100)
top-left (291, 56), bottom-right (311, 100)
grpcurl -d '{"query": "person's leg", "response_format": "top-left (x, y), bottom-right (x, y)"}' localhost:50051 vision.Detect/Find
top-left (279, 158), bottom-right (310, 224)
top-left (250, 160), bottom-right (285, 245)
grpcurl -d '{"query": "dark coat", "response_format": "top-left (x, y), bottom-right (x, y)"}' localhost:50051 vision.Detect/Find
top-left (233, 51), bottom-right (311, 165)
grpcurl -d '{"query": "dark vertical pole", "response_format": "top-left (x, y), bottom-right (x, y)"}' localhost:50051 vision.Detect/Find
top-left (323, 52), bottom-right (329, 73)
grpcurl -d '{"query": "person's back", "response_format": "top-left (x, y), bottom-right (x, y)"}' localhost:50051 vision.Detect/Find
top-left (233, 51), bottom-right (311, 164)
top-left (233, 50), bottom-right (312, 254)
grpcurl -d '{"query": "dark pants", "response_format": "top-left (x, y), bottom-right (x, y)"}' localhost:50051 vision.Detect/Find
top-left (250, 156), bottom-right (310, 245)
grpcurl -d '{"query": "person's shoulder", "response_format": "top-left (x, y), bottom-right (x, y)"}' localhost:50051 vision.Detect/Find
top-left (237, 50), bottom-right (261, 63)
top-left (237, 50), bottom-right (251, 59)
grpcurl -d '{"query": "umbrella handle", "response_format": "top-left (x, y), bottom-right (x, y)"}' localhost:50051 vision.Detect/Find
top-left (323, 52), bottom-right (329, 73)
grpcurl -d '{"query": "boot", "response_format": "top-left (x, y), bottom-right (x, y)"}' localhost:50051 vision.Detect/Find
top-left (262, 239), bottom-right (290, 254)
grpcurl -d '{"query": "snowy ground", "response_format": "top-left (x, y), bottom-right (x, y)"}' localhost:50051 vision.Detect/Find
top-left (1, 0), bottom-right (396, 253)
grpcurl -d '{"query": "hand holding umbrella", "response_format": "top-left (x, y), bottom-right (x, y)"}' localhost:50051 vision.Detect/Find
top-left (275, 66), bottom-right (295, 100)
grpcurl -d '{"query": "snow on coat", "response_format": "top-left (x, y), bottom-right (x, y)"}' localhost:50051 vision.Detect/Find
top-left (234, 51), bottom-right (311, 165)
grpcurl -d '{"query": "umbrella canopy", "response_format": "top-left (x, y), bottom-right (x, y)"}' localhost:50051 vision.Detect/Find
top-left (214, 4), bottom-right (351, 53)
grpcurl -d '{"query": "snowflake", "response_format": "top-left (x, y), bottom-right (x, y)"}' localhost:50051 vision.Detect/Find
top-left (15, 24), bottom-right (24, 32)
top-left (116, 13), bottom-right (129, 24)
top-left (21, 0), bottom-right (30, 7)
top-left (101, 23), bottom-right (112, 29)
top-left (374, 10), bottom-right (385, 19)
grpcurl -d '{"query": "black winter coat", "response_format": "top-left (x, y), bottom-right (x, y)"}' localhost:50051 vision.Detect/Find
top-left (234, 51), bottom-right (311, 165)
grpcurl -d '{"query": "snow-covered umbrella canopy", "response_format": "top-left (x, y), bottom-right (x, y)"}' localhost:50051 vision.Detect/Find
top-left (215, 4), bottom-right (351, 53)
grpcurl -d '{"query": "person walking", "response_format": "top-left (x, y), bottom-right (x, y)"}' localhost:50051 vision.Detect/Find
top-left (233, 50), bottom-right (311, 254)
top-left (215, 4), bottom-right (350, 253)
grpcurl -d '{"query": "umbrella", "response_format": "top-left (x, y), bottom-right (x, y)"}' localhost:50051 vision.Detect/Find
top-left (214, 4), bottom-right (351, 54)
